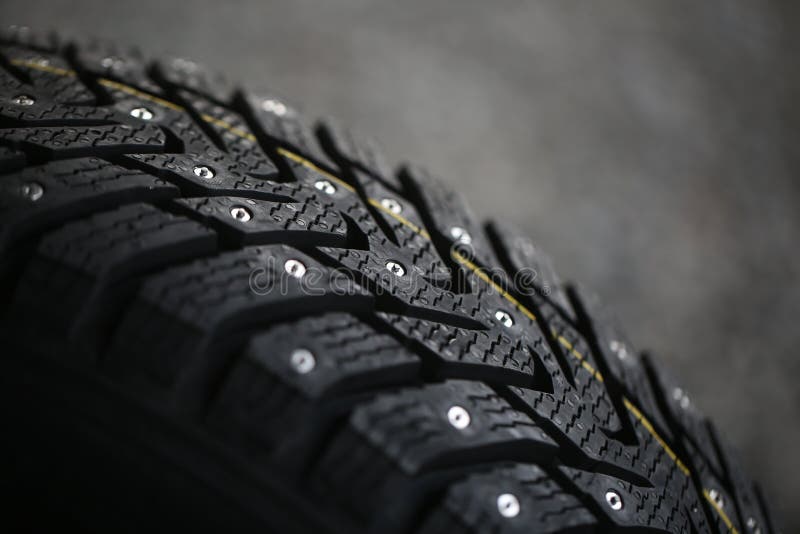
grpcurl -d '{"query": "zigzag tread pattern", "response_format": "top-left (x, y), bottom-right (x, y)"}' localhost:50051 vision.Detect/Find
top-left (0, 28), bottom-right (777, 534)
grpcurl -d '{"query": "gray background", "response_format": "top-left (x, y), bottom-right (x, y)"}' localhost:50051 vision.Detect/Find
top-left (2, 0), bottom-right (797, 528)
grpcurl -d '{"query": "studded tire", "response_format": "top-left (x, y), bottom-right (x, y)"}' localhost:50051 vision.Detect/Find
top-left (0, 27), bottom-right (778, 534)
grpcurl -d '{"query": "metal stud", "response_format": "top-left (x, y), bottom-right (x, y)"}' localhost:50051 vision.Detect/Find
top-left (672, 387), bottom-right (691, 410)
top-left (495, 310), bottom-right (514, 328)
top-left (100, 56), bottom-right (123, 69)
top-left (380, 198), bottom-right (402, 214)
top-left (261, 98), bottom-right (287, 116)
top-left (284, 259), bottom-right (307, 279)
top-left (171, 57), bottom-right (198, 72)
top-left (447, 405), bottom-right (471, 429)
top-left (314, 179), bottom-right (336, 195)
top-left (290, 348), bottom-right (316, 374)
top-left (605, 490), bottom-right (623, 510)
top-left (609, 340), bottom-right (629, 360)
top-left (21, 182), bottom-right (44, 201)
top-left (11, 94), bottom-right (35, 106)
top-left (130, 107), bottom-right (154, 120)
top-left (230, 205), bottom-right (252, 222)
top-left (385, 260), bottom-right (406, 277)
top-left (746, 517), bottom-right (761, 534)
top-left (496, 493), bottom-right (520, 518)
top-left (708, 488), bottom-right (724, 509)
top-left (449, 226), bottom-right (472, 244)
top-left (193, 165), bottom-right (215, 179)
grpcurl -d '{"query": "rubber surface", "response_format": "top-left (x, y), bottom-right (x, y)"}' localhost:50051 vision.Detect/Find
top-left (0, 26), bottom-right (778, 533)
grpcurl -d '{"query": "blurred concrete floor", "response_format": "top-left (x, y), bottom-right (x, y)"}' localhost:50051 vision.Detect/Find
top-left (1, 0), bottom-right (797, 528)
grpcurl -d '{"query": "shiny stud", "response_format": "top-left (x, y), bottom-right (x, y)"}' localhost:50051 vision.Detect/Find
top-left (708, 488), bottom-right (724, 509)
top-left (672, 387), bottom-right (691, 410)
top-left (21, 182), bottom-right (44, 201)
top-left (495, 310), bottom-right (514, 328)
top-left (314, 179), bottom-right (336, 195)
top-left (496, 493), bottom-right (520, 518)
top-left (380, 198), bottom-right (402, 214)
top-left (12, 94), bottom-right (35, 106)
top-left (230, 205), bottom-right (252, 222)
top-left (447, 405), bottom-right (471, 429)
top-left (605, 490), bottom-right (623, 511)
top-left (284, 259), bottom-right (307, 279)
top-left (609, 340), bottom-right (629, 360)
top-left (193, 165), bottom-right (215, 179)
top-left (385, 260), bottom-right (406, 277)
top-left (449, 226), bottom-right (472, 244)
top-left (290, 348), bottom-right (316, 374)
top-left (130, 107), bottom-right (154, 120)
top-left (261, 98), bottom-right (287, 116)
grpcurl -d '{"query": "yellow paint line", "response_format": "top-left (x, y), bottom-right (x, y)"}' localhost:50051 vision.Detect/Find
top-left (624, 397), bottom-right (691, 476)
top-left (276, 150), bottom-right (430, 239)
top-left (556, 335), bottom-right (605, 382)
top-left (703, 488), bottom-right (739, 534)
top-left (200, 113), bottom-right (257, 142)
top-left (451, 250), bottom-right (537, 322)
top-left (10, 58), bottom-right (76, 77)
top-left (98, 78), bottom-right (185, 112)
top-left (369, 198), bottom-right (431, 239)
top-left (276, 147), bottom-right (355, 193)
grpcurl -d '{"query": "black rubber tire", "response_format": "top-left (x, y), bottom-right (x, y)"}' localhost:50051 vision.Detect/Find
top-left (0, 26), bottom-right (779, 534)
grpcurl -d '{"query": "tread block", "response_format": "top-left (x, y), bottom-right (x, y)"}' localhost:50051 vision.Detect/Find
top-left (313, 381), bottom-right (557, 527)
top-left (10, 203), bottom-right (216, 358)
top-left (0, 158), bottom-right (179, 252)
top-left (0, 123), bottom-right (165, 162)
top-left (379, 313), bottom-right (551, 388)
top-left (207, 313), bottom-right (420, 469)
top-left (559, 467), bottom-right (707, 534)
top-left (69, 41), bottom-right (235, 158)
top-left (317, 119), bottom-right (401, 190)
top-left (571, 285), bottom-right (671, 433)
top-left (156, 57), bottom-right (233, 104)
top-left (645, 356), bottom-right (725, 479)
top-left (175, 89), bottom-right (277, 178)
top-left (509, 381), bottom-right (650, 485)
top-left (173, 195), bottom-right (348, 247)
top-left (0, 25), bottom-right (58, 52)
top-left (486, 219), bottom-right (574, 318)
top-left (420, 464), bottom-right (597, 534)
top-left (105, 245), bottom-right (373, 412)
top-left (707, 424), bottom-right (774, 534)
top-left (354, 167), bottom-right (441, 261)
top-left (238, 90), bottom-right (336, 171)
top-left (122, 152), bottom-right (289, 199)
top-left (111, 99), bottom-right (221, 156)
top-left (347, 380), bottom-right (557, 474)
top-left (70, 38), bottom-right (162, 95)
top-left (326, 236), bottom-right (571, 390)
top-left (320, 237), bottom-right (455, 303)
top-left (0, 98), bottom-right (117, 125)
top-left (401, 164), bottom-right (500, 268)
top-left (2, 45), bottom-right (96, 105)
top-left (685, 439), bottom-right (741, 534)
top-left (245, 313), bottom-right (421, 400)
top-left (498, 337), bottom-right (653, 486)
top-left (646, 356), bottom-right (761, 533)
